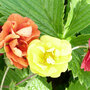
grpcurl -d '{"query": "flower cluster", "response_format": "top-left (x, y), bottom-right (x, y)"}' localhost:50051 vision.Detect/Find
top-left (0, 14), bottom-right (40, 69)
top-left (27, 35), bottom-right (72, 77)
top-left (0, 14), bottom-right (73, 78)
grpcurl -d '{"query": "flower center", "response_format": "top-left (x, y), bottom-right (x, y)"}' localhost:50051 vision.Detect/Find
top-left (44, 48), bottom-right (55, 65)
top-left (46, 56), bottom-right (55, 64)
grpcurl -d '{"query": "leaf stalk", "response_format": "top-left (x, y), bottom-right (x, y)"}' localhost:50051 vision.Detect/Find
top-left (0, 67), bottom-right (9, 90)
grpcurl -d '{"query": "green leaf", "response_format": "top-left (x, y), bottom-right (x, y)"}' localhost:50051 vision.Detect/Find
top-left (64, 0), bottom-right (71, 24)
top-left (0, 0), bottom-right (64, 38)
top-left (0, 67), bottom-right (32, 86)
top-left (0, 13), bottom-right (4, 25)
top-left (70, 34), bottom-right (90, 47)
top-left (68, 50), bottom-right (90, 88)
top-left (80, 25), bottom-right (90, 34)
top-left (65, 0), bottom-right (81, 28)
top-left (0, 55), bottom-right (6, 70)
top-left (64, 0), bottom-right (90, 38)
top-left (66, 79), bottom-right (90, 90)
top-left (9, 81), bottom-right (16, 90)
top-left (0, 48), bottom-right (5, 53)
top-left (17, 76), bottom-right (52, 90)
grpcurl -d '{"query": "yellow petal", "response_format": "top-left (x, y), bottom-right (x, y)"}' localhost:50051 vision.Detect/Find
top-left (27, 35), bottom-right (72, 78)
top-left (55, 54), bottom-right (72, 64)
top-left (58, 40), bottom-right (72, 56)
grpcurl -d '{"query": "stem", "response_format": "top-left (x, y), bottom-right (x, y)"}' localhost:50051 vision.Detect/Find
top-left (62, 27), bottom-right (69, 39)
top-left (62, 30), bottom-right (67, 38)
top-left (16, 74), bottom-right (36, 86)
top-left (0, 67), bottom-right (9, 90)
top-left (72, 46), bottom-right (88, 50)
top-left (0, 85), bottom-right (9, 88)
top-left (0, 74), bottom-right (36, 89)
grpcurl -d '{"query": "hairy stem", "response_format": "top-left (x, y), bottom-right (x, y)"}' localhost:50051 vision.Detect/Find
top-left (0, 85), bottom-right (9, 88)
top-left (0, 74), bottom-right (36, 89)
top-left (0, 67), bottom-right (9, 90)
top-left (16, 74), bottom-right (36, 86)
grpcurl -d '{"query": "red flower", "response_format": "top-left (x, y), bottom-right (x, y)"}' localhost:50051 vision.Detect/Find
top-left (81, 39), bottom-right (90, 71)
top-left (0, 54), bottom-right (3, 56)
top-left (0, 14), bottom-right (40, 69)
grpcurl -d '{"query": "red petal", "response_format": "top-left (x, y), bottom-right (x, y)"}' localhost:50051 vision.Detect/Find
top-left (0, 53), bottom-right (3, 56)
top-left (4, 45), bottom-right (28, 67)
top-left (17, 40), bottom-right (28, 56)
top-left (9, 39), bottom-right (18, 48)
top-left (81, 50), bottom-right (90, 71)
top-left (29, 19), bottom-right (38, 30)
top-left (0, 40), bottom-right (4, 48)
top-left (9, 39), bottom-right (22, 57)
top-left (17, 17), bottom-right (30, 30)
top-left (8, 14), bottom-right (25, 27)
top-left (10, 21), bottom-right (17, 32)
top-left (7, 51), bottom-right (28, 67)
top-left (11, 59), bottom-right (23, 69)
top-left (0, 21), bottom-right (11, 41)
top-left (84, 51), bottom-right (90, 71)
top-left (27, 29), bottom-right (40, 43)
top-left (4, 34), bottom-right (19, 43)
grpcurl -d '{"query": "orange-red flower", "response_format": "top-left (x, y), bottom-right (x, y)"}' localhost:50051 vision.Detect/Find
top-left (0, 14), bottom-right (40, 69)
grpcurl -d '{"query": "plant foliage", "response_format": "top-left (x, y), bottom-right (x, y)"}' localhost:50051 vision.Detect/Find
top-left (0, 0), bottom-right (90, 89)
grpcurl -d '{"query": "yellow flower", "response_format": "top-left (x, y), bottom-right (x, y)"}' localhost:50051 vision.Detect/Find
top-left (27, 35), bottom-right (72, 78)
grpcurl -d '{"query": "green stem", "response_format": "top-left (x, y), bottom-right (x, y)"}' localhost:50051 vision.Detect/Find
top-left (0, 67), bottom-right (9, 90)
top-left (62, 28), bottom-right (68, 39)
top-left (72, 46), bottom-right (88, 50)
